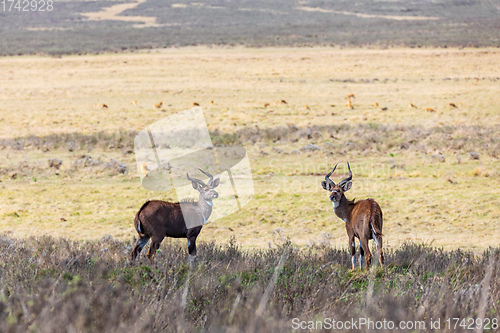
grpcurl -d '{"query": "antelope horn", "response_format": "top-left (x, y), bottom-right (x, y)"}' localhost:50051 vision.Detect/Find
top-left (338, 162), bottom-right (353, 187)
top-left (324, 164), bottom-right (337, 186)
top-left (186, 173), bottom-right (206, 186)
top-left (198, 168), bottom-right (214, 185)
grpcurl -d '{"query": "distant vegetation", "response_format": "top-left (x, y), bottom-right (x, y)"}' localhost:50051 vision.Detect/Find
top-left (1, 122), bottom-right (499, 159)
top-left (1, 0), bottom-right (499, 55)
top-left (0, 235), bottom-right (498, 331)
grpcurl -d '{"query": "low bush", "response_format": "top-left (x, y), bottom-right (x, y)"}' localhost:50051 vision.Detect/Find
top-left (0, 236), bottom-right (497, 332)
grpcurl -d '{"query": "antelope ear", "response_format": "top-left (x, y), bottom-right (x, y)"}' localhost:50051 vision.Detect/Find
top-left (343, 181), bottom-right (352, 192)
top-left (212, 178), bottom-right (220, 188)
top-left (321, 181), bottom-right (332, 191)
top-left (191, 181), bottom-right (202, 191)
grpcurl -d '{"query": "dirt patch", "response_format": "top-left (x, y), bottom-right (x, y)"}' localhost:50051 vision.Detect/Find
top-left (25, 27), bottom-right (72, 31)
top-left (297, 6), bottom-right (440, 21)
top-left (81, 0), bottom-right (161, 28)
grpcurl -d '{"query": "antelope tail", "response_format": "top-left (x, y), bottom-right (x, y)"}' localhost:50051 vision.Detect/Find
top-left (135, 201), bottom-right (150, 235)
top-left (369, 199), bottom-right (384, 236)
top-left (137, 219), bottom-right (143, 234)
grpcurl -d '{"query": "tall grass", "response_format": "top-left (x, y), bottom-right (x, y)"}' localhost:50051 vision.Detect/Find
top-left (0, 235), bottom-right (497, 332)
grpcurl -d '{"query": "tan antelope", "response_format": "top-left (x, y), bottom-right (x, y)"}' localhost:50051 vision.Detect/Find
top-left (91, 103), bottom-right (107, 108)
top-left (140, 162), bottom-right (148, 177)
top-left (345, 93), bottom-right (355, 100)
top-left (347, 99), bottom-right (354, 109)
top-left (321, 163), bottom-right (384, 269)
top-left (409, 102), bottom-right (417, 109)
top-left (193, 102), bottom-right (200, 106)
top-left (448, 103), bottom-right (457, 108)
top-left (425, 107), bottom-right (436, 112)
top-left (131, 100), bottom-right (138, 105)
top-left (154, 102), bottom-right (163, 109)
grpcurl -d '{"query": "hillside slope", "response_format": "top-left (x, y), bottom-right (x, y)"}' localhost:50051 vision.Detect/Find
top-left (1, 0), bottom-right (499, 55)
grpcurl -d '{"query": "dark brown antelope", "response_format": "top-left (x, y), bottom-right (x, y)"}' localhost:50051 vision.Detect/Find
top-left (321, 162), bottom-right (384, 269)
top-left (131, 169), bottom-right (220, 267)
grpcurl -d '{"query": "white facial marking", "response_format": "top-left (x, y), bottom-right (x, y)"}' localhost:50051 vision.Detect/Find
top-left (332, 201), bottom-right (339, 209)
top-left (205, 199), bottom-right (214, 207)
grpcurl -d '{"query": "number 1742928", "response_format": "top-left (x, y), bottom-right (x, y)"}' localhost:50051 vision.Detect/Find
top-left (1, 0), bottom-right (53, 12)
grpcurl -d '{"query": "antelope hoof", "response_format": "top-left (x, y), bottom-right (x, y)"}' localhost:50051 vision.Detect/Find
top-left (189, 255), bottom-right (198, 268)
top-left (351, 255), bottom-right (357, 269)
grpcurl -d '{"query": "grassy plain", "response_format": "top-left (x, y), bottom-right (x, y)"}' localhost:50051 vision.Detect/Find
top-left (0, 47), bottom-right (499, 251)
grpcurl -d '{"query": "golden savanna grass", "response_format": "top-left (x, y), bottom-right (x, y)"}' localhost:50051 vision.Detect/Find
top-left (0, 47), bottom-right (498, 251)
top-left (1, 47), bottom-right (499, 138)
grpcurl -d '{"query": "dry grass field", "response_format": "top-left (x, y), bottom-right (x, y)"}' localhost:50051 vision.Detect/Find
top-left (0, 47), bottom-right (499, 251)
top-left (0, 237), bottom-right (498, 332)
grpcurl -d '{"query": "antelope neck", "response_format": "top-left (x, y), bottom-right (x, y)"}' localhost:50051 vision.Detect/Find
top-left (334, 195), bottom-right (351, 222)
top-left (198, 194), bottom-right (213, 220)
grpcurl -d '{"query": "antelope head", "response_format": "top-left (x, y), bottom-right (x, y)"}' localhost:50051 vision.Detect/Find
top-left (187, 169), bottom-right (220, 204)
top-left (321, 162), bottom-right (353, 208)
